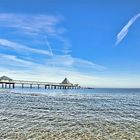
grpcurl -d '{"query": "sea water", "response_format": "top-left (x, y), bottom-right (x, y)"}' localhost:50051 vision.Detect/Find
top-left (0, 88), bottom-right (139, 140)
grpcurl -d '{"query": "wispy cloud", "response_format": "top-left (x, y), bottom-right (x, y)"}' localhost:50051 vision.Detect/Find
top-left (0, 13), bottom-right (63, 36)
top-left (0, 38), bottom-right (52, 56)
top-left (43, 54), bottom-right (106, 71)
top-left (115, 13), bottom-right (140, 46)
top-left (0, 13), bottom-right (71, 55)
top-left (0, 54), bottom-right (108, 87)
top-left (74, 58), bottom-right (106, 71)
top-left (0, 53), bottom-right (34, 66)
top-left (0, 51), bottom-right (106, 75)
top-left (0, 62), bottom-right (139, 88)
top-left (0, 13), bottom-right (107, 86)
top-left (44, 36), bottom-right (54, 56)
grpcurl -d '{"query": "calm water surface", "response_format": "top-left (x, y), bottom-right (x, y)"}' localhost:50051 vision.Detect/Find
top-left (0, 88), bottom-right (140, 140)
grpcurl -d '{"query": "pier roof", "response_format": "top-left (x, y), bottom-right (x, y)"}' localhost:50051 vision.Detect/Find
top-left (61, 78), bottom-right (71, 84)
top-left (0, 76), bottom-right (13, 81)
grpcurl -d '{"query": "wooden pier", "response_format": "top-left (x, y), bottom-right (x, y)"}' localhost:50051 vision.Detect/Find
top-left (0, 76), bottom-right (81, 89)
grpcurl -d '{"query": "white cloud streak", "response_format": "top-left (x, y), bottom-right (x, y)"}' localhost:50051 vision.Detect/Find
top-left (0, 38), bottom-right (52, 56)
top-left (0, 13), bottom-right (63, 36)
top-left (0, 13), bottom-right (71, 55)
top-left (115, 13), bottom-right (140, 46)
top-left (0, 53), bottom-right (106, 86)
top-left (0, 13), bottom-right (107, 86)
top-left (0, 53), bottom-right (35, 66)
top-left (0, 39), bottom-right (105, 73)
top-left (0, 50), bottom-right (105, 71)
top-left (44, 36), bottom-right (53, 56)
top-left (1, 53), bottom-right (136, 88)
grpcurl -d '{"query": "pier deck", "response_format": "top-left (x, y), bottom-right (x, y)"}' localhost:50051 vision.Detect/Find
top-left (0, 77), bottom-right (80, 89)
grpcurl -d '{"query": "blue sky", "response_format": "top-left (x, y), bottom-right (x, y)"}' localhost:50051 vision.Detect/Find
top-left (0, 0), bottom-right (140, 87)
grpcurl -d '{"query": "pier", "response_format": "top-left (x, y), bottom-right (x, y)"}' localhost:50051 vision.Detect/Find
top-left (0, 76), bottom-right (81, 89)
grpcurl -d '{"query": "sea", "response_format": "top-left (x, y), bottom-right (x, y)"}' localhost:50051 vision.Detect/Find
top-left (0, 88), bottom-right (139, 140)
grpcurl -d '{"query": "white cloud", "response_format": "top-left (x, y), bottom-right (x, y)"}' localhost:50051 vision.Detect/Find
top-left (0, 13), bottom-right (63, 35)
top-left (0, 53), bottom-right (86, 83)
top-left (0, 65), bottom-right (140, 88)
top-left (41, 54), bottom-right (106, 71)
top-left (115, 13), bottom-right (140, 46)
top-left (0, 53), bottom-right (139, 88)
top-left (74, 58), bottom-right (106, 70)
top-left (0, 13), bottom-right (108, 87)
top-left (0, 53), bottom-right (37, 69)
top-left (0, 13), bottom-right (71, 55)
top-left (0, 38), bottom-right (52, 56)
top-left (0, 37), bottom-right (105, 70)
top-left (44, 36), bottom-right (54, 56)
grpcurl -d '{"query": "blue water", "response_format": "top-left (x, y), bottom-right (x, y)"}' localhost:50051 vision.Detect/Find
top-left (0, 88), bottom-right (140, 139)
top-left (1, 87), bottom-right (140, 95)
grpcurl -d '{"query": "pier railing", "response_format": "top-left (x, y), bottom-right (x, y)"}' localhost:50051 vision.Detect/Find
top-left (0, 79), bottom-right (80, 89)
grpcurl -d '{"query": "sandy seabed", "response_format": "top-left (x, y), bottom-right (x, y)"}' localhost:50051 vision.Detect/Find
top-left (1, 122), bottom-right (139, 140)
top-left (0, 91), bottom-right (139, 140)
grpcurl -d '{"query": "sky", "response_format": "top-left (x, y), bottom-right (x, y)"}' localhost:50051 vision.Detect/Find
top-left (0, 0), bottom-right (140, 88)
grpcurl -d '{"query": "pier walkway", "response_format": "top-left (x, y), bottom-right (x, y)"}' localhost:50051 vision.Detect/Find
top-left (0, 76), bottom-right (80, 89)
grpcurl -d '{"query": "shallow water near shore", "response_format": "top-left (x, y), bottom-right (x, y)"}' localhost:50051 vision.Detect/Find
top-left (0, 88), bottom-right (140, 140)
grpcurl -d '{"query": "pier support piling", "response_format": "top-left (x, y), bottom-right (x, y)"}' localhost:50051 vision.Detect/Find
top-left (38, 84), bottom-right (40, 89)
top-left (2, 83), bottom-right (4, 88)
top-left (30, 84), bottom-right (32, 88)
top-left (13, 84), bottom-right (15, 88)
top-left (5, 84), bottom-right (7, 88)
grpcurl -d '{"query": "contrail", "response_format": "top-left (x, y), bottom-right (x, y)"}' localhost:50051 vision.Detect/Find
top-left (44, 36), bottom-right (53, 56)
top-left (115, 13), bottom-right (140, 46)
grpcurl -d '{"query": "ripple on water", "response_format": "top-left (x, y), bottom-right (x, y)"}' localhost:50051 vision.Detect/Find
top-left (0, 90), bottom-right (140, 140)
